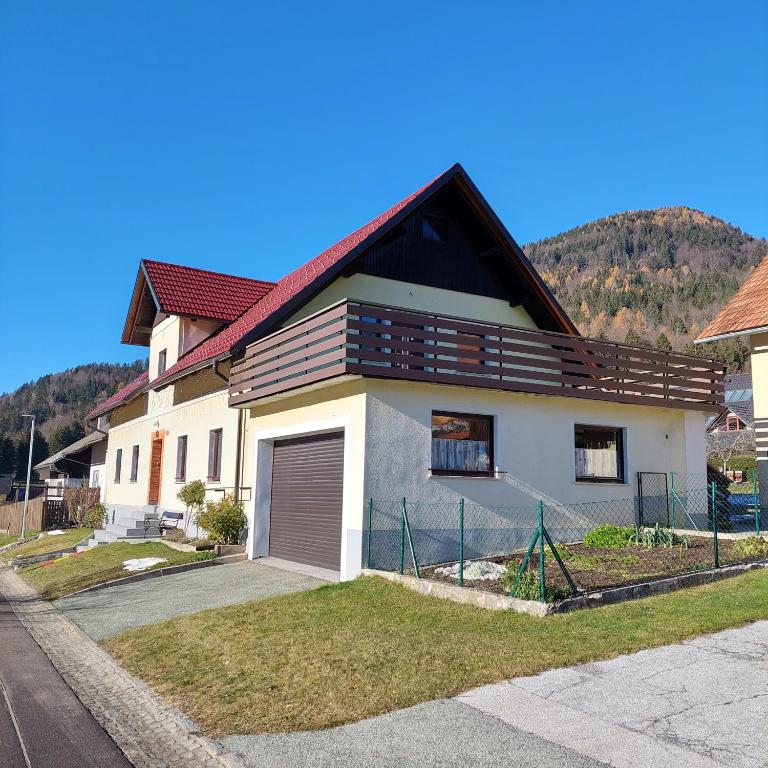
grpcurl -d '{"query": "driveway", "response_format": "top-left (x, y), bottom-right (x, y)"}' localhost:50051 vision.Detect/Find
top-left (223, 621), bottom-right (768, 768)
top-left (55, 560), bottom-right (323, 640)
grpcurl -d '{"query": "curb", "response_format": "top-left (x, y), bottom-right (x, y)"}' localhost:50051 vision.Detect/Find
top-left (61, 553), bottom-right (246, 598)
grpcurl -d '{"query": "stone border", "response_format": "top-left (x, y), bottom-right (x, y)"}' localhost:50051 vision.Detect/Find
top-left (0, 563), bottom-right (244, 768)
top-left (364, 559), bottom-right (768, 616)
top-left (62, 554), bottom-right (244, 598)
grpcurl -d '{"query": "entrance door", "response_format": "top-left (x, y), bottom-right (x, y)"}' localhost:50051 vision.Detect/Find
top-left (148, 435), bottom-right (164, 505)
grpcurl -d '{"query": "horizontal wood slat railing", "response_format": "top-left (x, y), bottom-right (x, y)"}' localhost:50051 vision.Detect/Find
top-left (229, 300), bottom-right (725, 411)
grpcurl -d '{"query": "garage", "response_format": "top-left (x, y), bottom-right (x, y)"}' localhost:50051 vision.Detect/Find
top-left (268, 431), bottom-right (345, 570)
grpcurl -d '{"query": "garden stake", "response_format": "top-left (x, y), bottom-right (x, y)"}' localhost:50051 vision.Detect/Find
top-left (401, 497), bottom-right (420, 578)
top-left (538, 500), bottom-right (546, 603)
top-left (458, 498), bottom-right (465, 587)
top-left (365, 498), bottom-right (373, 569)
top-left (399, 498), bottom-right (406, 574)
top-left (711, 481), bottom-right (719, 569)
top-left (754, 469), bottom-right (760, 536)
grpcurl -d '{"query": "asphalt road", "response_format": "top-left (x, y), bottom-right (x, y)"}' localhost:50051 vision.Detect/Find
top-left (0, 593), bottom-right (132, 767)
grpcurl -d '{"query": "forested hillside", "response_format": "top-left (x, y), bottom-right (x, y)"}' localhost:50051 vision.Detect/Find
top-left (524, 207), bottom-right (768, 370)
top-left (0, 360), bottom-right (147, 478)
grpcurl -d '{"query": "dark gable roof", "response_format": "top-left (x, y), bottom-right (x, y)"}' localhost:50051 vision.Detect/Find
top-left (153, 163), bottom-right (577, 388)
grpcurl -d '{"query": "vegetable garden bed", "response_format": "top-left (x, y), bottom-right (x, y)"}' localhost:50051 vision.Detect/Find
top-left (420, 535), bottom-right (768, 597)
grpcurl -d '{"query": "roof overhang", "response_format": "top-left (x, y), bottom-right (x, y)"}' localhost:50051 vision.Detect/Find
top-left (121, 264), bottom-right (160, 346)
top-left (694, 324), bottom-right (768, 345)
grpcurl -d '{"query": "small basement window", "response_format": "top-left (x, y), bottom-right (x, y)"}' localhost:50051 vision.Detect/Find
top-left (431, 411), bottom-right (493, 476)
top-left (575, 425), bottom-right (625, 483)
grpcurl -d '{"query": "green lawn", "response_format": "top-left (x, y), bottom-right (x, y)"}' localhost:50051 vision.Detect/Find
top-left (20, 541), bottom-right (215, 600)
top-left (104, 570), bottom-right (768, 737)
top-left (0, 532), bottom-right (20, 548)
top-left (1, 529), bottom-right (91, 560)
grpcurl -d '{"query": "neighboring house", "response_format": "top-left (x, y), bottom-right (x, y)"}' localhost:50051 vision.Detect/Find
top-left (34, 430), bottom-right (109, 501)
top-left (697, 262), bottom-right (768, 496)
top-left (706, 373), bottom-right (754, 434)
top-left (90, 163), bottom-right (721, 578)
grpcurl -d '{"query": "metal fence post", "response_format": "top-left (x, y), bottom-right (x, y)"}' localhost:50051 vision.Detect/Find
top-left (754, 469), bottom-right (760, 536)
top-left (365, 498), bottom-right (373, 569)
top-left (458, 498), bottom-right (465, 587)
top-left (711, 481), bottom-right (719, 568)
top-left (669, 472), bottom-right (677, 530)
top-left (538, 500), bottom-right (546, 603)
top-left (399, 497), bottom-right (406, 575)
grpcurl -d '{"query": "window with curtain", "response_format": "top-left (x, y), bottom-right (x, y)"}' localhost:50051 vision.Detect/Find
top-left (176, 435), bottom-right (188, 482)
top-left (575, 425), bottom-right (625, 483)
top-left (129, 445), bottom-right (140, 483)
top-left (431, 412), bottom-right (493, 476)
top-left (114, 448), bottom-right (122, 484)
top-left (208, 429), bottom-right (223, 482)
top-left (157, 349), bottom-right (167, 376)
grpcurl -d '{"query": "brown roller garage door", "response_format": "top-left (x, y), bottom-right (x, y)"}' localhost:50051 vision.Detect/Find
top-left (269, 432), bottom-right (344, 570)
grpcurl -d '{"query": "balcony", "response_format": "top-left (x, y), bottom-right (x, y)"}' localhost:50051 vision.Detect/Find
top-left (229, 300), bottom-right (725, 411)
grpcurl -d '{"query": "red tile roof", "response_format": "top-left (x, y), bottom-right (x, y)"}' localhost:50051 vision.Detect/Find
top-left (88, 371), bottom-right (149, 420)
top-left (697, 256), bottom-right (768, 341)
top-left (142, 260), bottom-right (275, 322)
top-left (152, 168), bottom-right (454, 387)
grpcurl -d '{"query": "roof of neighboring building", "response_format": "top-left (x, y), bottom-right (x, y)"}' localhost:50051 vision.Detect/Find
top-left (697, 256), bottom-right (768, 342)
top-left (34, 431), bottom-right (107, 470)
top-left (724, 372), bottom-right (752, 391)
top-left (87, 371), bottom-right (148, 420)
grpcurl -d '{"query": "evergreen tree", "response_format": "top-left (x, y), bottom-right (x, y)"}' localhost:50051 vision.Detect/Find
top-left (0, 437), bottom-right (15, 474)
top-left (655, 332), bottom-right (673, 352)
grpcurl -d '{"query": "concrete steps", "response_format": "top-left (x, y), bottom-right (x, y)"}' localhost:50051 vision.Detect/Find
top-left (81, 505), bottom-right (162, 549)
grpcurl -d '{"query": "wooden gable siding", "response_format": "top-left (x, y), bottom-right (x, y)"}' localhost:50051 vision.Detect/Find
top-left (353, 185), bottom-right (549, 329)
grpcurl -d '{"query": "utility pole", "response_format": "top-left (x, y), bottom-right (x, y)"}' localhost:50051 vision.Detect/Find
top-left (21, 414), bottom-right (35, 538)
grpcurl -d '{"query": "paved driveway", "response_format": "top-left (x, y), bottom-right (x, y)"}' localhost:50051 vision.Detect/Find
top-left (223, 621), bottom-right (768, 768)
top-left (55, 560), bottom-right (323, 640)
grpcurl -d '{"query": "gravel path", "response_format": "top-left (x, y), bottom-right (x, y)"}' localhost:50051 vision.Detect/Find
top-left (55, 561), bottom-right (322, 640)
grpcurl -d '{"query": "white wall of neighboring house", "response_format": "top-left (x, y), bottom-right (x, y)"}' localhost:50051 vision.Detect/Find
top-left (89, 463), bottom-right (106, 501)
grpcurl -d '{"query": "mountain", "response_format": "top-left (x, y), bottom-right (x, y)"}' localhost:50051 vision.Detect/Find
top-left (523, 207), bottom-right (768, 371)
top-left (0, 360), bottom-right (147, 478)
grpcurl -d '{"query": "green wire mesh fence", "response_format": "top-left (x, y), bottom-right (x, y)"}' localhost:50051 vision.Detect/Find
top-left (365, 471), bottom-right (767, 602)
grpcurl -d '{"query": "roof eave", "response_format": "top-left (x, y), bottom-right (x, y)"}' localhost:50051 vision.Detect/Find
top-left (695, 324), bottom-right (768, 345)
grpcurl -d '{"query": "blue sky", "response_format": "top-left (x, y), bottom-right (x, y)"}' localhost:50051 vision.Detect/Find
top-left (1, 1), bottom-right (766, 394)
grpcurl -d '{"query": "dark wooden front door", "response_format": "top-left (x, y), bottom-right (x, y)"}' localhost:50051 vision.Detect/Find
top-left (148, 436), bottom-right (164, 505)
top-left (269, 432), bottom-right (344, 570)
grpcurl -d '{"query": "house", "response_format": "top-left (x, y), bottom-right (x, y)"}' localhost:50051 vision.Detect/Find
top-left (34, 431), bottom-right (108, 501)
top-left (90, 164), bottom-right (721, 577)
top-left (697, 260), bottom-right (768, 494)
top-left (706, 373), bottom-right (753, 433)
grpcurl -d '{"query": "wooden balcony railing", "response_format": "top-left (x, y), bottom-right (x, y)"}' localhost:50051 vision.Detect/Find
top-left (229, 300), bottom-right (725, 411)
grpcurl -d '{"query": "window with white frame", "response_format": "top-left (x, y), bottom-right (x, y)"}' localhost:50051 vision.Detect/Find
top-left (575, 425), bottom-right (625, 483)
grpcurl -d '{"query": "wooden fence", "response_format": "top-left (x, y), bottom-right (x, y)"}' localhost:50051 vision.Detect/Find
top-left (0, 496), bottom-right (46, 536)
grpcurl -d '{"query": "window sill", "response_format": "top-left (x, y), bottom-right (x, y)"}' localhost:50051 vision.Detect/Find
top-left (574, 480), bottom-right (628, 486)
top-left (429, 472), bottom-right (500, 480)
top-left (175, 479), bottom-right (186, 484)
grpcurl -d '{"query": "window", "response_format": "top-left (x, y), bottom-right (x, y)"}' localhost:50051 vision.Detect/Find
top-left (725, 414), bottom-right (742, 432)
top-left (130, 445), bottom-right (140, 483)
top-left (176, 435), bottom-right (188, 482)
top-left (422, 215), bottom-right (448, 242)
top-left (575, 425), bottom-right (625, 483)
top-left (114, 448), bottom-right (122, 484)
top-left (157, 349), bottom-right (167, 376)
top-left (431, 412), bottom-right (493, 476)
top-left (208, 428), bottom-right (223, 482)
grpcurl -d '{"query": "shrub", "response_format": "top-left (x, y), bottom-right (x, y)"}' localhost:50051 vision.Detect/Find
top-left (196, 495), bottom-right (245, 545)
top-left (583, 525), bottom-right (636, 548)
top-left (732, 536), bottom-right (768, 558)
top-left (501, 562), bottom-right (568, 602)
top-left (63, 485), bottom-right (101, 526)
top-left (84, 502), bottom-right (106, 530)
top-left (630, 524), bottom-right (689, 549)
top-left (177, 480), bottom-right (206, 534)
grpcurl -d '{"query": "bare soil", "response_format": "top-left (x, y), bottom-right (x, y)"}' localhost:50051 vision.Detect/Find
top-left (420, 536), bottom-right (766, 597)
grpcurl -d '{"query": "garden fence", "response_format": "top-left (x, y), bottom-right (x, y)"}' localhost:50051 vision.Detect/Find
top-left (365, 471), bottom-right (766, 600)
